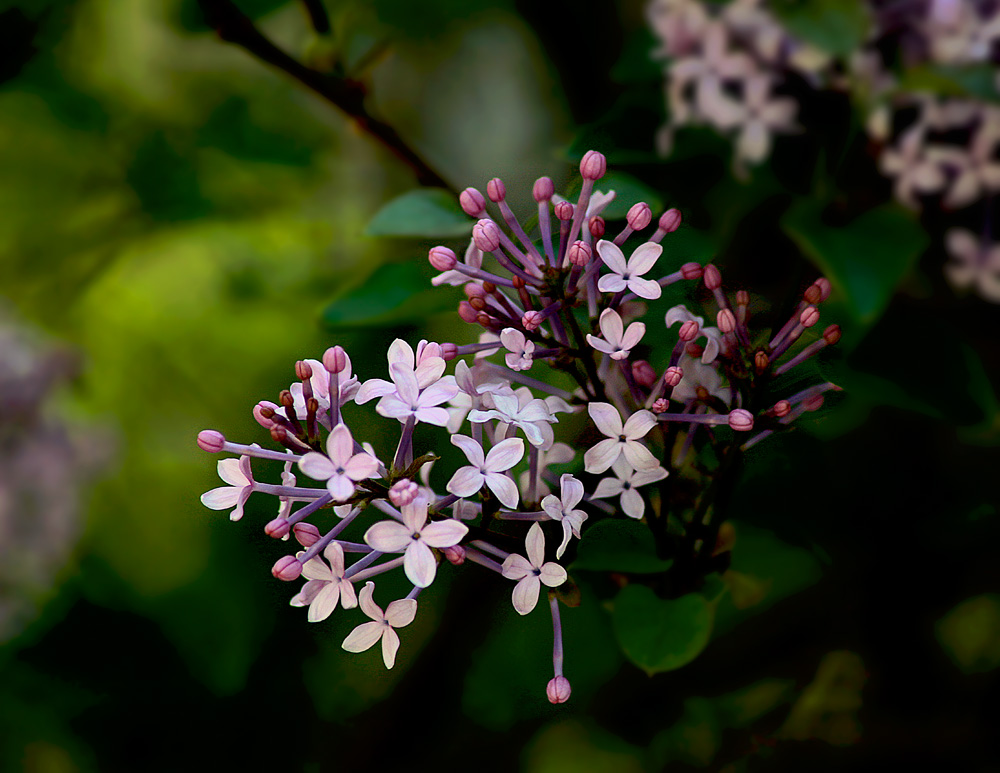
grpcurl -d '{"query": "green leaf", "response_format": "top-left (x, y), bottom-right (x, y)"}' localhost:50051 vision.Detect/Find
top-left (782, 201), bottom-right (928, 326)
top-left (572, 520), bottom-right (673, 574)
top-left (648, 698), bottom-right (721, 768)
top-left (898, 64), bottom-right (1000, 104)
top-left (770, 0), bottom-right (871, 57)
top-left (364, 188), bottom-right (472, 238)
top-left (322, 261), bottom-right (453, 327)
top-left (613, 586), bottom-right (713, 674)
top-left (935, 594), bottom-right (1000, 674)
top-left (599, 171), bottom-right (665, 221)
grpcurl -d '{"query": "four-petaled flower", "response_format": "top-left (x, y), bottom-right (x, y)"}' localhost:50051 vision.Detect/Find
top-left (591, 458), bottom-right (669, 519)
top-left (945, 228), bottom-right (1000, 303)
top-left (446, 435), bottom-right (525, 509)
top-left (364, 501), bottom-right (469, 588)
top-left (501, 523), bottom-right (567, 615)
top-left (373, 362), bottom-right (458, 427)
top-left (201, 454), bottom-right (255, 521)
top-left (540, 474), bottom-right (589, 558)
top-left (596, 239), bottom-right (663, 299)
top-left (500, 328), bottom-right (534, 371)
top-left (290, 542), bottom-right (358, 621)
top-left (468, 390), bottom-right (557, 448)
top-left (341, 581), bottom-right (417, 669)
top-left (299, 423), bottom-right (381, 501)
top-left (586, 308), bottom-right (646, 361)
top-left (584, 402), bottom-right (659, 474)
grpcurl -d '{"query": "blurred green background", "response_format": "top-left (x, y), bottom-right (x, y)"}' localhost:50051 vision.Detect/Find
top-left (1, 1), bottom-right (999, 771)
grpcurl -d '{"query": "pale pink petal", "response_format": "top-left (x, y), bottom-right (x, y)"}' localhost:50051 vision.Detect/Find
top-left (623, 409), bottom-right (657, 439)
top-left (420, 519), bottom-right (469, 548)
top-left (597, 274), bottom-right (628, 293)
top-left (541, 494), bottom-right (563, 520)
top-left (447, 466), bottom-right (485, 498)
top-left (386, 339), bottom-right (415, 370)
top-left (588, 402), bottom-right (623, 437)
top-left (512, 576), bottom-right (540, 615)
top-left (525, 522), bottom-right (545, 567)
top-left (384, 598), bottom-right (417, 628)
top-left (308, 582), bottom-right (341, 622)
top-left (665, 305), bottom-right (698, 328)
top-left (342, 620), bottom-right (384, 653)
top-left (419, 381), bottom-right (461, 407)
top-left (217, 458), bottom-right (248, 487)
top-left (632, 466), bottom-right (670, 487)
top-left (355, 378), bottom-right (396, 404)
top-left (619, 321), bottom-right (647, 351)
top-left (627, 277), bottom-right (662, 300)
top-left (626, 242), bottom-right (662, 275)
top-left (301, 556), bottom-right (334, 582)
top-left (414, 357), bottom-right (446, 389)
top-left (290, 579), bottom-right (325, 607)
top-left (538, 562), bottom-right (567, 587)
top-left (404, 540), bottom-right (438, 588)
top-left (389, 362), bottom-right (419, 407)
top-left (501, 553), bottom-right (534, 581)
top-left (556, 522), bottom-right (573, 560)
top-left (944, 171), bottom-right (980, 209)
top-left (326, 424), bottom-right (355, 467)
top-left (325, 474), bottom-right (356, 502)
top-left (560, 474), bottom-right (585, 509)
top-left (343, 451), bottom-right (380, 481)
top-left (596, 239), bottom-right (628, 273)
top-left (339, 579), bottom-right (358, 609)
top-left (450, 434), bottom-right (485, 467)
top-left (485, 472), bottom-right (520, 509)
top-left (365, 520), bottom-right (412, 552)
top-left (500, 328), bottom-right (526, 352)
top-left (622, 440), bottom-right (660, 471)
top-left (298, 452), bottom-right (335, 481)
top-left (598, 308), bottom-right (624, 347)
top-left (358, 581), bottom-right (382, 620)
top-left (413, 406), bottom-right (451, 426)
top-left (738, 120), bottom-right (770, 164)
top-left (200, 486), bottom-right (241, 510)
top-left (484, 437), bottom-right (525, 472)
top-left (592, 476), bottom-right (625, 499)
top-left (947, 229), bottom-right (979, 262)
top-left (380, 627), bottom-right (401, 669)
top-left (587, 335), bottom-right (617, 355)
top-left (621, 488), bottom-right (646, 519)
top-left (584, 438), bottom-right (621, 474)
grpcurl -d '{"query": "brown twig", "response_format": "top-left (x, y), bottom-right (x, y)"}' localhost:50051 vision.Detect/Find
top-left (197, 0), bottom-right (453, 191)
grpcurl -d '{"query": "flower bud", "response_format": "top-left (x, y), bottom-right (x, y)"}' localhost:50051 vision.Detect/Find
top-left (632, 360), bottom-right (657, 388)
top-left (522, 310), bottom-right (544, 331)
top-left (323, 345), bottom-right (348, 374)
top-left (680, 262), bottom-right (703, 280)
top-left (389, 479), bottom-right (419, 507)
top-left (440, 343), bottom-right (458, 361)
top-left (293, 522), bottom-right (321, 547)
top-left (197, 429), bottom-right (226, 453)
top-left (486, 177), bottom-right (506, 202)
top-left (295, 360), bottom-right (313, 381)
top-left (626, 202), bottom-right (652, 231)
top-left (464, 282), bottom-right (487, 300)
top-left (473, 219), bottom-right (501, 252)
top-left (588, 216), bottom-right (605, 239)
top-left (533, 176), bottom-right (555, 202)
top-left (271, 555), bottom-right (302, 581)
top-left (253, 402), bottom-right (277, 429)
top-left (652, 398), bottom-right (669, 413)
top-left (703, 264), bottom-right (722, 290)
top-left (442, 545), bottom-right (466, 565)
top-left (664, 366), bottom-right (683, 387)
top-left (469, 296), bottom-right (487, 312)
top-left (678, 320), bottom-right (699, 342)
top-left (736, 290), bottom-right (749, 307)
top-left (754, 351), bottom-right (769, 374)
top-left (580, 150), bottom-right (607, 180)
top-left (823, 324), bottom-right (841, 345)
top-left (813, 277), bottom-right (832, 301)
top-left (460, 187), bottom-right (486, 217)
top-left (772, 400), bottom-right (791, 418)
top-left (554, 200), bottom-right (574, 221)
top-left (265, 517), bottom-right (291, 539)
top-left (686, 343), bottom-right (704, 358)
top-left (803, 284), bottom-right (822, 305)
top-left (546, 675), bottom-right (572, 704)
top-left (428, 246), bottom-right (457, 271)
top-left (458, 301), bottom-right (479, 323)
top-left (566, 240), bottom-right (592, 267)
top-left (659, 207), bottom-right (682, 233)
top-left (716, 309), bottom-right (736, 334)
top-left (728, 409), bottom-right (754, 431)
top-left (800, 306), bottom-right (820, 328)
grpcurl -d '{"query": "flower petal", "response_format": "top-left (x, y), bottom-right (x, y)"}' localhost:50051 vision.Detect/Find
top-left (592, 476), bottom-right (625, 499)
top-left (307, 582), bottom-right (341, 622)
top-left (621, 488), bottom-right (646, 519)
top-left (597, 274), bottom-right (628, 293)
top-left (525, 522), bottom-right (546, 567)
top-left (596, 239), bottom-right (627, 273)
top-left (326, 423), bottom-right (355, 467)
top-left (627, 277), bottom-right (661, 300)
top-left (301, 556), bottom-right (334, 582)
top-left (421, 519), bottom-right (469, 548)
top-left (619, 321), bottom-right (646, 351)
top-left (404, 540), bottom-right (438, 588)
top-left (380, 626), bottom-right (400, 669)
top-left (598, 308), bottom-right (624, 346)
top-left (501, 553), bottom-right (534, 581)
top-left (365, 520), bottom-right (412, 552)
top-left (512, 576), bottom-right (540, 615)
top-left (584, 438), bottom-right (621, 474)
top-left (342, 620), bottom-right (384, 653)
top-left (446, 466), bottom-right (485, 498)
top-left (450, 434), bottom-right (485, 467)
top-left (632, 466), bottom-right (670, 487)
top-left (200, 486), bottom-right (241, 510)
top-left (539, 561), bottom-right (567, 587)
top-left (217, 458), bottom-right (249, 487)
top-left (485, 472), bottom-right (521, 509)
top-left (560, 474), bottom-right (585, 508)
top-left (344, 451), bottom-right (380, 481)
top-left (357, 581), bottom-right (382, 621)
top-left (623, 409), bottom-right (657, 439)
top-left (621, 440), bottom-right (660, 471)
top-left (325, 473), bottom-right (356, 502)
top-left (384, 598), bottom-right (418, 628)
top-left (588, 402), bottom-right (623, 437)
top-left (626, 242), bottom-right (662, 275)
top-left (484, 437), bottom-right (525, 472)
top-left (298, 452), bottom-right (335, 482)
top-left (339, 579), bottom-right (358, 609)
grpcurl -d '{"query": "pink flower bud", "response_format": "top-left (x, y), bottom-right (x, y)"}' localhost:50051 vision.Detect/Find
top-left (442, 545), bottom-right (466, 565)
top-left (389, 479), bottom-right (419, 507)
top-left (458, 301), bottom-right (479, 323)
top-left (772, 400), bottom-right (791, 418)
top-left (652, 398), bottom-right (669, 413)
top-left (680, 262), bottom-right (703, 280)
top-left (486, 177), bottom-right (506, 202)
top-left (428, 246), bottom-right (457, 271)
top-left (293, 522), bottom-right (321, 547)
top-left (659, 207), bottom-right (682, 233)
top-left (566, 240), bottom-right (592, 267)
top-left (522, 310), bottom-right (544, 331)
top-left (717, 309), bottom-right (736, 334)
top-left (813, 277), bottom-right (832, 301)
top-left (580, 150), bottom-right (606, 181)
top-left (473, 219), bottom-right (501, 252)
top-left (632, 360), bottom-right (656, 388)
top-left (460, 187), bottom-right (486, 217)
top-left (664, 366), bottom-right (683, 387)
top-left (803, 284), bottom-right (822, 305)
top-left (554, 201), bottom-right (574, 221)
top-left (823, 324), bottom-right (841, 345)
top-left (754, 351), bottom-right (769, 374)
top-left (533, 176), bottom-right (554, 202)
top-left (464, 282), bottom-right (487, 300)
top-left (803, 395), bottom-right (825, 412)
top-left (678, 320), bottom-right (699, 342)
top-left (589, 216), bottom-right (605, 239)
top-left (197, 429), bottom-right (226, 453)
top-left (703, 264), bottom-right (722, 290)
top-left (800, 306), bottom-right (820, 328)
top-left (440, 343), bottom-right (458, 361)
top-left (736, 290), bottom-right (749, 306)
top-left (546, 675), bottom-right (572, 704)
top-left (415, 340), bottom-right (442, 363)
top-left (323, 346), bottom-right (348, 374)
top-left (295, 360), bottom-right (313, 381)
top-left (271, 555), bottom-right (302, 581)
top-left (626, 202), bottom-right (652, 231)
top-left (265, 517), bottom-right (291, 539)
top-left (728, 409), bottom-right (754, 431)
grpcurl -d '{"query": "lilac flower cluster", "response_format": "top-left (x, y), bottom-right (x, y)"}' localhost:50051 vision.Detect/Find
top-left (198, 151), bottom-right (839, 702)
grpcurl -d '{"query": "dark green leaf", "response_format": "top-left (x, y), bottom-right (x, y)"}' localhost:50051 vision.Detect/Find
top-left (613, 585), bottom-right (713, 674)
top-left (770, 0), bottom-right (871, 57)
top-left (599, 171), bottom-right (666, 221)
top-left (572, 520), bottom-right (673, 574)
top-left (898, 64), bottom-right (1000, 104)
top-left (365, 188), bottom-right (472, 238)
top-left (322, 261), bottom-right (453, 327)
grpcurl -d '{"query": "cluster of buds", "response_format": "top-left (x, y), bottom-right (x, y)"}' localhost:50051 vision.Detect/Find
top-left (197, 151), bottom-right (839, 702)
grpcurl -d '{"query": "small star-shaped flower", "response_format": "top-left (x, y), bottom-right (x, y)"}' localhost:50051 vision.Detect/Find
top-left (501, 523), bottom-right (567, 615)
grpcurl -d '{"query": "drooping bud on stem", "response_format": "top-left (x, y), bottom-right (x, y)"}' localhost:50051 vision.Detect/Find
top-left (272, 555), bottom-right (302, 581)
top-left (293, 522), bottom-right (321, 547)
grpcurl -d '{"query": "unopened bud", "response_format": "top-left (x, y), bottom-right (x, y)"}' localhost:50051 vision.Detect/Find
top-left (293, 522), bottom-right (321, 547)
top-left (464, 282), bottom-right (487, 300)
top-left (546, 675), bottom-right (572, 704)
top-left (772, 400), bottom-right (791, 418)
top-left (803, 284), bottom-right (822, 305)
top-left (295, 360), bottom-right (313, 381)
top-left (754, 351), bottom-right (769, 374)
top-left (823, 324), bottom-right (841, 345)
top-left (554, 200), bottom-right (574, 221)
top-left (460, 187), bottom-right (486, 217)
top-left (681, 262), bottom-right (703, 280)
top-left (472, 219), bottom-right (501, 252)
top-left (442, 545), bottom-right (466, 565)
top-left (589, 216), bottom-right (605, 239)
top-left (800, 306), bottom-right (820, 328)
top-left (428, 246), bottom-right (457, 271)
top-left (703, 264), bottom-right (722, 290)
top-left (265, 517), bottom-right (291, 539)
top-left (652, 398), bottom-right (669, 413)
top-left (254, 402), bottom-right (277, 428)
top-left (664, 366), bottom-right (683, 387)
top-left (476, 312), bottom-right (494, 328)
top-left (441, 343), bottom-right (458, 361)
top-left (306, 396), bottom-right (319, 415)
top-left (533, 176), bottom-right (554, 202)
top-left (486, 177), bottom-right (506, 202)
top-left (323, 345), bottom-right (348, 374)
top-left (686, 342), bottom-right (704, 358)
top-left (270, 424), bottom-right (288, 444)
top-left (632, 360), bottom-right (657, 388)
top-left (813, 277), bottom-right (832, 301)
top-left (736, 290), bottom-right (749, 306)
top-left (197, 429), bottom-right (226, 453)
top-left (522, 310), bottom-right (544, 331)
top-left (458, 301), bottom-right (479, 323)
top-left (803, 394), bottom-right (825, 412)
top-left (469, 296), bottom-right (487, 312)
top-left (626, 202), bottom-right (652, 230)
top-left (388, 479), bottom-right (419, 508)
top-left (659, 207), bottom-right (682, 233)
top-left (567, 240), bottom-right (592, 267)
top-left (728, 409), bottom-right (754, 431)
top-left (678, 320), bottom-right (699, 342)
top-left (717, 309), bottom-right (736, 334)
top-left (415, 341), bottom-right (441, 363)
top-left (580, 150), bottom-right (606, 180)
top-left (279, 390), bottom-right (294, 409)
top-left (271, 555), bottom-right (302, 581)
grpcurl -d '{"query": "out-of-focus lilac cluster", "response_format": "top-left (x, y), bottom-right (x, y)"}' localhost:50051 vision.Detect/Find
top-left (198, 151), bottom-right (840, 702)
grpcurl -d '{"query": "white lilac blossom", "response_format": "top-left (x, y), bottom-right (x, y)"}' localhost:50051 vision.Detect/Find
top-left (591, 458), bottom-right (669, 519)
top-left (446, 435), bottom-right (525, 508)
top-left (586, 308), bottom-right (646, 361)
top-left (372, 362), bottom-right (458, 427)
top-left (500, 328), bottom-right (534, 371)
top-left (364, 501), bottom-right (468, 588)
top-left (945, 229), bottom-right (1000, 303)
top-left (540, 474), bottom-right (588, 558)
top-left (298, 424), bottom-right (380, 502)
top-left (290, 542), bottom-right (358, 621)
top-left (501, 523), bottom-right (567, 615)
top-left (729, 74), bottom-right (798, 166)
top-left (355, 338), bottom-right (449, 405)
top-left (584, 402), bottom-right (659, 474)
top-left (596, 239), bottom-right (663, 299)
top-left (341, 582), bottom-right (417, 669)
top-left (468, 390), bottom-right (557, 448)
top-left (201, 454), bottom-right (255, 521)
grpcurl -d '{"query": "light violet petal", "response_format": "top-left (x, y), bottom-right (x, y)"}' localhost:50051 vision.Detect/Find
top-left (413, 406), bottom-right (451, 426)
top-left (326, 474), bottom-right (356, 502)
top-left (384, 598), bottom-right (417, 628)
top-left (665, 305), bottom-right (696, 328)
top-left (307, 582), bottom-right (341, 622)
top-left (502, 553), bottom-right (534, 581)
top-left (388, 362), bottom-right (418, 406)
top-left (525, 522), bottom-right (546, 567)
top-left (447, 466), bottom-right (485, 498)
top-left (358, 580), bottom-right (382, 620)
top-left (344, 452), bottom-right (380, 482)
top-left (626, 242), bottom-right (663, 275)
top-left (500, 328), bottom-right (526, 352)
top-left (556, 521), bottom-right (573, 560)
top-left (355, 378), bottom-right (395, 404)
top-left (339, 579), bottom-right (358, 609)
top-left (200, 487), bottom-right (241, 510)
top-left (632, 466), bottom-right (670, 487)
top-left (419, 381), bottom-right (461, 407)
top-left (450, 434), bottom-right (485, 467)
top-left (584, 438), bottom-right (621, 474)
top-left (588, 402), bottom-right (623, 437)
top-left (560, 474), bottom-right (585, 509)
top-left (301, 556), bottom-right (334, 582)
top-left (586, 335), bottom-right (617, 355)
top-left (342, 621), bottom-right (384, 653)
top-left (541, 494), bottom-right (563, 520)
top-left (627, 276), bottom-right (662, 300)
top-left (484, 437), bottom-right (525, 472)
top-left (599, 308), bottom-right (624, 346)
top-left (290, 579), bottom-right (325, 607)
top-left (622, 440), bottom-right (660, 471)
top-left (401, 502), bottom-right (428, 532)
top-left (326, 423), bottom-right (355, 466)
top-left (381, 627), bottom-right (400, 669)
top-left (421, 519), bottom-right (469, 548)
top-left (414, 357), bottom-right (446, 390)
top-left (404, 541), bottom-right (437, 588)
top-left (538, 562), bottom-right (567, 587)
top-left (623, 409), bottom-right (657, 439)
top-left (486, 472), bottom-right (521, 509)
top-left (597, 274), bottom-right (628, 293)
top-left (621, 488), bottom-right (646, 519)
top-left (387, 339), bottom-right (415, 371)
top-left (512, 576), bottom-right (540, 615)
top-left (592, 476), bottom-right (625, 499)
top-left (364, 521), bottom-right (412, 552)
top-left (619, 321), bottom-right (647, 350)
top-left (596, 239), bottom-right (627, 274)
top-left (298, 452), bottom-right (335, 482)
top-left (217, 458), bottom-right (248, 487)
